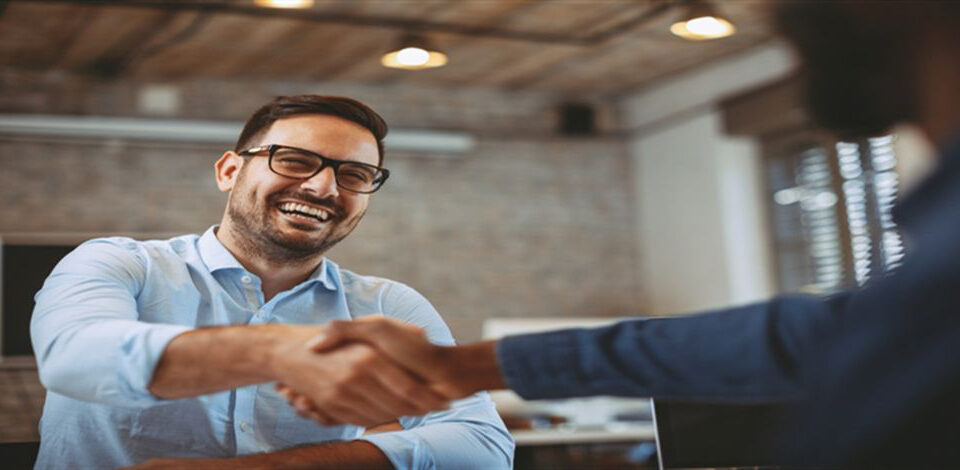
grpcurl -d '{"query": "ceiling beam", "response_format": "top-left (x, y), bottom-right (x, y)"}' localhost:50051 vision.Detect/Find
top-left (0, 114), bottom-right (476, 155)
top-left (23, 0), bottom-right (678, 46)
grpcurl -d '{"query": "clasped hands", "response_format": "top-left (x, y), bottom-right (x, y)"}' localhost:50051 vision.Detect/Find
top-left (269, 317), bottom-right (484, 427)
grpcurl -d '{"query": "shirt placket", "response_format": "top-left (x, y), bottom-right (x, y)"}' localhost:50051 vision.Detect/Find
top-left (235, 273), bottom-right (266, 453)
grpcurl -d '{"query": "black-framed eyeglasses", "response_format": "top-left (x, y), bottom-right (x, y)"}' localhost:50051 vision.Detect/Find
top-left (238, 144), bottom-right (390, 194)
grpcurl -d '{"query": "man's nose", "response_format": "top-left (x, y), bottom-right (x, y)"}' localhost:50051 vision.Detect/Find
top-left (299, 166), bottom-right (339, 197)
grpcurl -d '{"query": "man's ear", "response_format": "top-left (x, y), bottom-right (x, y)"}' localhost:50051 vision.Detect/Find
top-left (215, 151), bottom-right (243, 192)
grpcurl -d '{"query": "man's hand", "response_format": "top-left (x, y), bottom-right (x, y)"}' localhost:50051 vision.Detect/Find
top-left (277, 318), bottom-right (507, 425)
top-left (269, 326), bottom-right (450, 427)
top-left (149, 324), bottom-right (449, 427)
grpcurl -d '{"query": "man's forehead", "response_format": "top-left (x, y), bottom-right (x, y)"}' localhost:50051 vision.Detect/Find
top-left (259, 114), bottom-right (379, 164)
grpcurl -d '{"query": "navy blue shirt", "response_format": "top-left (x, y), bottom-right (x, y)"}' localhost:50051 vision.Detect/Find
top-left (498, 134), bottom-right (960, 467)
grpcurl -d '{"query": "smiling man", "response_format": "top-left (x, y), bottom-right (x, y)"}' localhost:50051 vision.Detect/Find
top-left (30, 95), bottom-right (513, 469)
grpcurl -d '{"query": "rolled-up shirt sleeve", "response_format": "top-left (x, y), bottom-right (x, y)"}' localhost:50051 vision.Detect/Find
top-left (355, 281), bottom-right (514, 469)
top-left (30, 238), bottom-right (191, 406)
top-left (361, 393), bottom-right (514, 469)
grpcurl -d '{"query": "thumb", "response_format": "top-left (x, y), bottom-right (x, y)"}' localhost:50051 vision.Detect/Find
top-left (317, 318), bottom-right (437, 373)
top-left (307, 319), bottom-right (389, 352)
top-left (306, 327), bottom-right (345, 353)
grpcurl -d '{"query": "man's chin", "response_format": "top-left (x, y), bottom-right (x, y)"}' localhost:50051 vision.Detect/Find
top-left (264, 234), bottom-right (330, 259)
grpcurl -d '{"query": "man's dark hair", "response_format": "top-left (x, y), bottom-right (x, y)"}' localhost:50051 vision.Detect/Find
top-left (235, 95), bottom-right (388, 165)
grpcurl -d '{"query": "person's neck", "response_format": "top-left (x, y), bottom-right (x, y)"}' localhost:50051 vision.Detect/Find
top-left (215, 223), bottom-right (323, 303)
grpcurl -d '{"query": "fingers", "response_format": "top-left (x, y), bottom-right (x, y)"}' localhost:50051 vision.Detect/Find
top-left (286, 381), bottom-right (389, 426)
top-left (305, 331), bottom-right (339, 353)
top-left (291, 395), bottom-right (331, 423)
top-left (277, 384), bottom-right (330, 423)
top-left (369, 357), bottom-right (451, 408)
top-left (274, 343), bottom-right (452, 427)
top-left (318, 358), bottom-right (448, 425)
top-left (313, 318), bottom-right (423, 354)
top-left (318, 319), bottom-right (443, 377)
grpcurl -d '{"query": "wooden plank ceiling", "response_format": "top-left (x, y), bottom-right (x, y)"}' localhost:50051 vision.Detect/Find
top-left (0, 0), bottom-right (774, 98)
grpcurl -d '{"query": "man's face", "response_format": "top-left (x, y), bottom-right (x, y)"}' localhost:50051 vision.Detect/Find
top-left (774, 1), bottom-right (919, 138)
top-left (223, 114), bottom-right (380, 262)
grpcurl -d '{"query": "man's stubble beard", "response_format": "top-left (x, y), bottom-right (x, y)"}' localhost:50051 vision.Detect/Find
top-left (226, 174), bottom-right (366, 264)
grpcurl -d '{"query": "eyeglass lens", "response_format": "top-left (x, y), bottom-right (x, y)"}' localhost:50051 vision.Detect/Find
top-left (271, 147), bottom-right (382, 192)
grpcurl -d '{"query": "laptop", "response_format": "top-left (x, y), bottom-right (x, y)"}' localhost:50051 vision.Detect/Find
top-left (652, 400), bottom-right (805, 469)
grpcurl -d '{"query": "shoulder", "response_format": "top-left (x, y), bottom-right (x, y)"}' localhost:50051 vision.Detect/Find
top-left (338, 268), bottom-right (425, 303)
top-left (59, 234), bottom-right (196, 279)
top-left (61, 236), bottom-right (146, 272)
top-left (336, 267), bottom-right (435, 314)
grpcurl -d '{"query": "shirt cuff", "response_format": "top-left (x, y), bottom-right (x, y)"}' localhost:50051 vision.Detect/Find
top-left (496, 329), bottom-right (584, 400)
top-left (117, 323), bottom-right (194, 404)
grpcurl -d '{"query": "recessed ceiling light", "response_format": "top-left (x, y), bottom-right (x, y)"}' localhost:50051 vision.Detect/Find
top-left (670, 1), bottom-right (736, 40)
top-left (382, 35), bottom-right (448, 70)
top-left (254, 0), bottom-right (314, 9)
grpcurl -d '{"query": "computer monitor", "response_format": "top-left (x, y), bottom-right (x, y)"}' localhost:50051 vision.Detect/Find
top-left (0, 232), bottom-right (179, 366)
top-left (0, 234), bottom-right (82, 365)
top-left (652, 399), bottom-right (805, 469)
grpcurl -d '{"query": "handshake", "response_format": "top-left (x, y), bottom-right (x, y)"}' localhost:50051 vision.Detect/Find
top-left (268, 317), bottom-right (506, 427)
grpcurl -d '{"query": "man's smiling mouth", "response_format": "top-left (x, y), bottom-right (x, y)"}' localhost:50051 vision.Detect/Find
top-left (278, 202), bottom-right (333, 222)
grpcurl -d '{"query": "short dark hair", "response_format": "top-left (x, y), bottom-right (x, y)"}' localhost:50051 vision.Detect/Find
top-left (235, 95), bottom-right (389, 165)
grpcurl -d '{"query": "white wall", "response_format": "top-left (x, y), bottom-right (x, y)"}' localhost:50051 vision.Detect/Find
top-left (624, 42), bottom-right (796, 315)
top-left (631, 112), bottom-right (773, 314)
top-left (892, 124), bottom-right (936, 194)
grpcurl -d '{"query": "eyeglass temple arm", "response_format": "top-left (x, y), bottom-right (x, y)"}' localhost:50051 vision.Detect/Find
top-left (238, 145), bottom-right (272, 155)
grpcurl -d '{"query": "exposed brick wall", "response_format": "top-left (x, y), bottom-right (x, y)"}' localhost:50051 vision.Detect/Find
top-left (0, 69), bottom-right (618, 135)
top-left (0, 72), bottom-right (643, 442)
top-left (0, 369), bottom-right (44, 442)
top-left (0, 136), bottom-right (643, 336)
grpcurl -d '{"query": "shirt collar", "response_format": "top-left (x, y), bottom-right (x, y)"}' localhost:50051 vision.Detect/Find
top-left (197, 226), bottom-right (339, 291)
top-left (198, 226), bottom-right (245, 272)
top-left (893, 130), bottom-right (960, 230)
top-left (310, 257), bottom-right (339, 291)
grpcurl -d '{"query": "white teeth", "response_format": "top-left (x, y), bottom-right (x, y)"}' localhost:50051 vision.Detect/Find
top-left (279, 202), bottom-right (331, 222)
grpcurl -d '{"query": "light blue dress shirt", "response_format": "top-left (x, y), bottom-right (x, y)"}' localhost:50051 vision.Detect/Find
top-left (30, 226), bottom-right (513, 469)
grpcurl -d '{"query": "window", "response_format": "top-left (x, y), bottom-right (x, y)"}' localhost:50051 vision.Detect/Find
top-left (764, 134), bottom-right (904, 294)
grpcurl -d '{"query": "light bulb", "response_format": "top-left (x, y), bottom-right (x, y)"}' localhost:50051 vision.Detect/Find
top-left (670, 12), bottom-right (735, 40)
top-left (396, 47), bottom-right (430, 66)
top-left (685, 16), bottom-right (728, 36)
top-left (254, 0), bottom-right (314, 8)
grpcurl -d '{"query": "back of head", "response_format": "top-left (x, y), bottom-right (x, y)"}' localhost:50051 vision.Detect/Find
top-left (235, 95), bottom-right (389, 165)
top-left (773, 1), bottom-right (960, 140)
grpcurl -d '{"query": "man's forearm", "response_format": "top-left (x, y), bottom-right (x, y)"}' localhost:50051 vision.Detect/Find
top-left (148, 324), bottom-right (312, 399)
top-left (149, 324), bottom-right (447, 425)
top-left (131, 440), bottom-right (393, 469)
top-left (239, 440), bottom-right (393, 469)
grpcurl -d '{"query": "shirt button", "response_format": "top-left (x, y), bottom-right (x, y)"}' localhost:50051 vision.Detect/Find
top-left (240, 421), bottom-right (250, 432)
top-left (241, 275), bottom-right (252, 284)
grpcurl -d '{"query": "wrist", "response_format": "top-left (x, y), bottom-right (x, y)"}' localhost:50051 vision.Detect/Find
top-left (264, 324), bottom-right (319, 382)
top-left (442, 340), bottom-right (506, 397)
